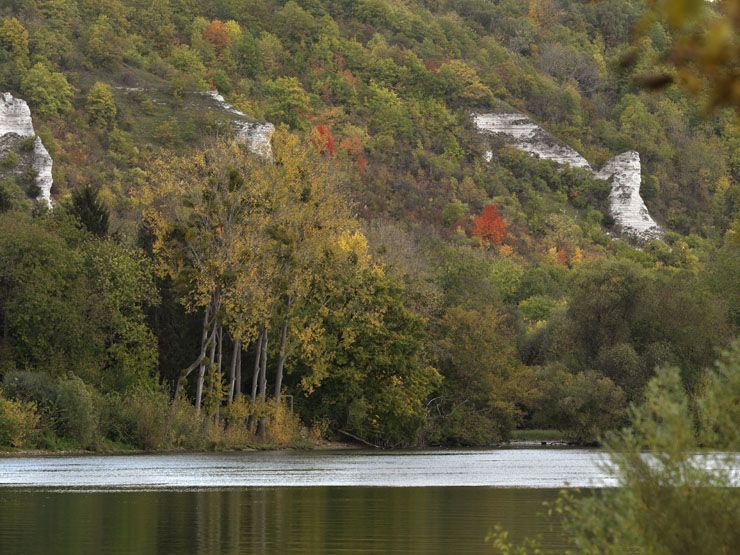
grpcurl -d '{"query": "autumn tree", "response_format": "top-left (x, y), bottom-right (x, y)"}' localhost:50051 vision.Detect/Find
top-left (471, 204), bottom-right (507, 246)
top-left (139, 140), bottom-right (273, 411)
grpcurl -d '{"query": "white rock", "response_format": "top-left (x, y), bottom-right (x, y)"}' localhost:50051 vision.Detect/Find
top-left (474, 111), bottom-right (661, 240)
top-left (474, 112), bottom-right (591, 170)
top-left (0, 92), bottom-right (53, 206)
top-left (205, 91), bottom-right (274, 158)
top-left (596, 151), bottom-right (661, 240)
top-left (0, 92), bottom-right (35, 136)
top-left (33, 136), bottom-right (54, 205)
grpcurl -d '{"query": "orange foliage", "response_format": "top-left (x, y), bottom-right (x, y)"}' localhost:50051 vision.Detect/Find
top-left (340, 135), bottom-right (363, 156)
top-left (472, 205), bottom-right (507, 245)
top-left (203, 21), bottom-right (230, 51)
top-left (356, 155), bottom-right (368, 174)
top-left (313, 124), bottom-right (336, 156)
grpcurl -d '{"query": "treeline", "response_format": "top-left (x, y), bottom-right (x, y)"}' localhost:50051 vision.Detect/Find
top-left (0, 1), bottom-right (737, 449)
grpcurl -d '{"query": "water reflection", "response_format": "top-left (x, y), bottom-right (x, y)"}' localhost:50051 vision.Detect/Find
top-left (0, 487), bottom-right (566, 554)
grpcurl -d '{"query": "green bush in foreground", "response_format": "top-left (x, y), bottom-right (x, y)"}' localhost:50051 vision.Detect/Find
top-left (491, 341), bottom-right (740, 554)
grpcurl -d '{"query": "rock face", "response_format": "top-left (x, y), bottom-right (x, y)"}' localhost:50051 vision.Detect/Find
top-left (595, 151), bottom-right (661, 239)
top-left (205, 91), bottom-right (274, 158)
top-left (474, 111), bottom-right (661, 240)
top-left (474, 112), bottom-right (591, 170)
top-left (0, 92), bottom-right (53, 205)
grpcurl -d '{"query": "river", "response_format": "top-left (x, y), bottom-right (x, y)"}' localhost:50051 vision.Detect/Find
top-left (0, 448), bottom-right (611, 553)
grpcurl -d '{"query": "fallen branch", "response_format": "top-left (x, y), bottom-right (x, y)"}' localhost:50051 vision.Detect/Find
top-left (337, 429), bottom-right (382, 449)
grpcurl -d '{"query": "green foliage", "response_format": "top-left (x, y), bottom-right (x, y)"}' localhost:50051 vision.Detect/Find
top-left (19, 62), bottom-right (75, 116)
top-left (532, 365), bottom-right (626, 444)
top-left (0, 152), bottom-right (17, 170)
top-left (495, 345), bottom-right (740, 553)
top-left (428, 305), bottom-right (534, 445)
top-left (0, 0), bottom-right (736, 451)
top-left (54, 375), bottom-right (99, 449)
top-left (0, 393), bottom-right (39, 448)
top-left (262, 77), bottom-right (311, 128)
top-left (70, 185), bottom-right (109, 236)
top-left (0, 212), bottom-right (158, 387)
top-left (85, 82), bottom-right (117, 128)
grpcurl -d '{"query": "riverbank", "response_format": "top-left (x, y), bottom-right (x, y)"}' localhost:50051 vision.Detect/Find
top-left (0, 439), bottom-right (360, 458)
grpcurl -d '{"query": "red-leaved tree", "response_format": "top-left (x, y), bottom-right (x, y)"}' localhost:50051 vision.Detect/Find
top-left (313, 124), bottom-right (336, 156)
top-left (203, 21), bottom-right (230, 51)
top-left (472, 205), bottom-right (507, 245)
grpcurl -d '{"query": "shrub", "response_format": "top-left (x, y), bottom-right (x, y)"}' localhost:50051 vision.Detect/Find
top-left (0, 152), bottom-right (17, 169)
top-left (0, 394), bottom-right (39, 448)
top-left (54, 376), bottom-right (99, 448)
top-left (107, 386), bottom-right (171, 450)
top-left (85, 82), bottom-right (117, 128)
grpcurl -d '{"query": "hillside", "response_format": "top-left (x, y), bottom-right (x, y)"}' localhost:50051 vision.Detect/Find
top-left (0, 1), bottom-right (737, 449)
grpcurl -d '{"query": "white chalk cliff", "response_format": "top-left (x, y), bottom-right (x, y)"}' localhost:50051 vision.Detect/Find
top-left (205, 91), bottom-right (274, 158)
top-left (0, 92), bottom-right (54, 205)
top-left (474, 112), bottom-right (661, 240)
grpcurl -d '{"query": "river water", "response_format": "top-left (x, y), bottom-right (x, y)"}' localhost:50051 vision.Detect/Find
top-left (0, 449), bottom-right (610, 553)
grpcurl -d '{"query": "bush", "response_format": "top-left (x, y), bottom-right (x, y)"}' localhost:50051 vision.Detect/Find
top-left (0, 394), bottom-right (39, 448)
top-left (106, 386), bottom-right (171, 450)
top-left (0, 152), bottom-right (17, 169)
top-left (532, 365), bottom-right (627, 444)
top-left (2, 370), bottom-right (58, 416)
top-left (54, 376), bottom-right (100, 448)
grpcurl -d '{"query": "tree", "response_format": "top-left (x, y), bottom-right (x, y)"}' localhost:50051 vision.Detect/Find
top-left (70, 185), bottom-right (109, 237)
top-left (0, 17), bottom-right (29, 80)
top-left (471, 205), bottom-right (507, 246)
top-left (263, 77), bottom-right (312, 129)
top-left (294, 234), bottom-right (441, 446)
top-left (139, 140), bottom-right (273, 410)
top-left (202, 20), bottom-right (231, 51)
top-left (20, 63), bottom-right (75, 117)
top-left (85, 82), bottom-right (117, 128)
top-left (0, 212), bottom-right (157, 388)
top-left (429, 305), bottom-right (534, 445)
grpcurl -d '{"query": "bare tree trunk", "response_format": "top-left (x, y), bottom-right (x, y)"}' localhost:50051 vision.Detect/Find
top-left (228, 339), bottom-right (240, 405)
top-left (273, 296), bottom-right (292, 401)
top-left (189, 303), bottom-right (211, 406)
top-left (235, 345), bottom-right (242, 398)
top-left (256, 330), bottom-right (269, 437)
top-left (259, 330), bottom-right (268, 401)
top-left (197, 322), bottom-right (218, 413)
top-left (215, 325), bottom-right (223, 418)
top-left (251, 330), bottom-right (264, 402)
top-left (248, 331), bottom-right (263, 431)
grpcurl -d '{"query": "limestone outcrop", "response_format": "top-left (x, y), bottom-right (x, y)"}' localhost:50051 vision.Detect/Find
top-left (205, 91), bottom-right (274, 158)
top-left (474, 111), bottom-right (661, 240)
top-left (0, 92), bottom-right (54, 205)
top-left (595, 151), bottom-right (661, 239)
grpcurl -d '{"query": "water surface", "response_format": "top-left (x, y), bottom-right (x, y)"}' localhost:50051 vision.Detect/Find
top-left (0, 448), bottom-right (613, 488)
top-left (0, 449), bottom-right (610, 553)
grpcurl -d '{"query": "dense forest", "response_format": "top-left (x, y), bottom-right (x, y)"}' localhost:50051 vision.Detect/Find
top-left (0, 0), bottom-right (737, 450)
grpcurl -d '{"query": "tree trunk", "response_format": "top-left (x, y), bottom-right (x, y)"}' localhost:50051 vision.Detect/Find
top-left (256, 330), bottom-right (269, 437)
top-left (215, 325), bottom-right (223, 418)
top-left (273, 296), bottom-right (292, 401)
top-left (191, 304), bottom-right (212, 407)
top-left (251, 330), bottom-right (263, 402)
top-left (228, 339), bottom-right (241, 405)
top-left (235, 345), bottom-right (242, 398)
top-left (197, 323), bottom-right (218, 413)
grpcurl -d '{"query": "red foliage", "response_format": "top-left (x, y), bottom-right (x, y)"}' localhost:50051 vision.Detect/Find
top-left (313, 124), bottom-right (336, 157)
top-left (472, 205), bottom-right (507, 245)
top-left (203, 21), bottom-right (230, 51)
top-left (356, 155), bottom-right (368, 175)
